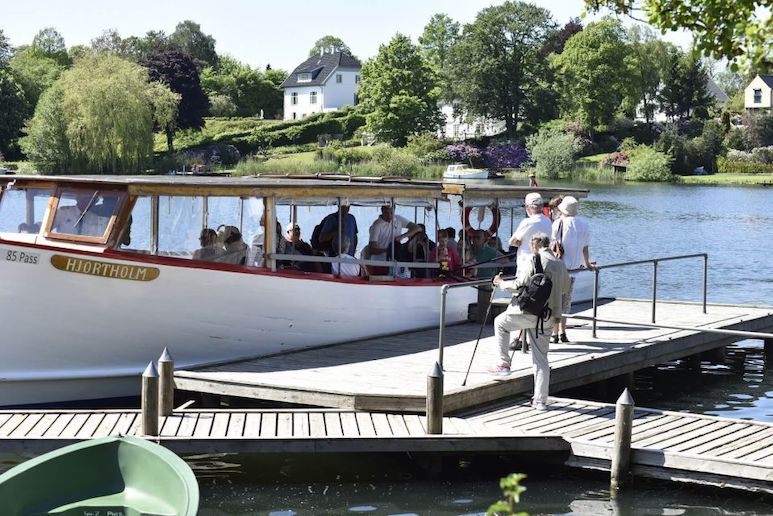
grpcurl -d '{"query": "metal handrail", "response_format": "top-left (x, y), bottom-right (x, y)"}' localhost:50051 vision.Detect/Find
top-left (591, 253), bottom-right (708, 338)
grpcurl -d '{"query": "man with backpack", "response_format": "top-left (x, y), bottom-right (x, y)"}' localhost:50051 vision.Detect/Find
top-left (490, 232), bottom-right (570, 410)
top-left (313, 205), bottom-right (358, 257)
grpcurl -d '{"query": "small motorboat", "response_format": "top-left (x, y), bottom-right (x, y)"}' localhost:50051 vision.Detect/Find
top-left (443, 163), bottom-right (490, 179)
top-left (0, 436), bottom-right (199, 515)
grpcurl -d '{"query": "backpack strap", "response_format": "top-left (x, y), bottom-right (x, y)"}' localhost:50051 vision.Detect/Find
top-left (534, 253), bottom-right (543, 274)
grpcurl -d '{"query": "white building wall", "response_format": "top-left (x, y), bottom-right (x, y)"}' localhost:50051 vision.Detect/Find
top-left (439, 103), bottom-right (506, 140)
top-left (321, 69), bottom-right (360, 110)
top-left (283, 85), bottom-right (325, 120)
top-left (745, 76), bottom-right (773, 110)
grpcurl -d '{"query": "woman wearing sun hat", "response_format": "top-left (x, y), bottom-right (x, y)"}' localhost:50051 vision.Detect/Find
top-left (551, 196), bottom-right (595, 343)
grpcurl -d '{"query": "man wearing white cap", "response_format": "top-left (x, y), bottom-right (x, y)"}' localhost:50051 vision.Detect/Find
top-left (551, 195), bottom-right (595, 343)
top-left (508, 192), bottom-right (552, 258)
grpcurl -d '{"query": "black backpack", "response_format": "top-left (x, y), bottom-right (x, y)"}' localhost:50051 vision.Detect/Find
top-left (310, 213), bottom-right (336, 254)
top-left (516, 253), bottom-right (553, 324)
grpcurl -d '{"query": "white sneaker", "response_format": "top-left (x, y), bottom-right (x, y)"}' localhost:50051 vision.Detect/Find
top-left (531, 400), bottom-right (546, 410)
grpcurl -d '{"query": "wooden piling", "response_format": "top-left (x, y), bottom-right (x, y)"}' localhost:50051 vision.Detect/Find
top-left (426, 362), bottom-right (443, 434)
top-left (158, 348), bottom-right (174, 417)
top-left (141, 361), bottom-right (159, 437)
top-left (610, 388), bottom-right (634, 494)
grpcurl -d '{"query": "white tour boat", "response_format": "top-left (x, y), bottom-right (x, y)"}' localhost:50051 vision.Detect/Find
top-left (443, 164), bottom-right (491, 180)
top-left (0, 174), bottom-right (587, 406)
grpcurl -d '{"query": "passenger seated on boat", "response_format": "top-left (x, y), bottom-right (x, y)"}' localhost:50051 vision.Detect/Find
top-left (52, 194), bottom-right (105, 236)
top-left (216, 225), bottom-right (248, 265)
top-left (467, 229), bottom-right (501, 279)
top-left (17, 222), bottom-right (41, 234)
top-left (250, 214), bottom-right (285, 267)
top-left (403, 225), bottom-right (431, 278)
top-left (367, 206), bottom-right (421, 262)
top-left (445, 227), bottom-right (459, 255)
top-left (429, 229), bottom-right (461, 277)
top-left (193, 228), bottom-right (222, 261)
top-left (316, 205), bottom-right (358, 257)
top-left (281, 222), bottom-right (322, 272)
top-left (330, 236), bottom-right (361, 277)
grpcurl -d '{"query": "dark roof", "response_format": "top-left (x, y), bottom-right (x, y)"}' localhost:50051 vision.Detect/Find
top-left (281, 52), bottom-right (361, 89)
top-left (758, 75), bottom-right (773, 88)
top-left (707, 78), bottom-right (729, 102)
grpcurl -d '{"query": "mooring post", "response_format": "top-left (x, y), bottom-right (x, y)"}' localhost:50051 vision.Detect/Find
top-left (426, 361), bottom-right (444, 435)
top-left (158, 347), bottom-right (174, 417)
top-left (610, 388), bottom-right (634, 494)
top-left (141, 361), bottom-right (159, 437)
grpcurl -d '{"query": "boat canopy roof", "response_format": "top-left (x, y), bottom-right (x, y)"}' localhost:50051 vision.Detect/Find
top-left (0, 174), bottom-right (589, 207)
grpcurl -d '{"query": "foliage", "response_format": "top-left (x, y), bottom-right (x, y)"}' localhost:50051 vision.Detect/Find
top-left (486, 473), bottom-right (527, 516)
top-left (449, 1), bottom-right (557, 136)
top-left (208, 94), bottom-right (238, 117)
top-left (9, 48), bottom-right (64, 114)
top-left (370, 145), bottom-right (423, 177)
top-left (31, 27), bottom-right (70, 66)
top-left (419, 13), bottom-right (460, 100)
top-left (624, 25), bottom-right (671, 124)
top-left (602, 150), bottom-right (629, 166)
top-left (583, 0), bottom-right (773, 70)
top-left (717, 156), bottom-right (773, 174)
top-left (526, 128), bottom-right (579, 178)
top-left (547, 17), bottom-right (584, 54)
top-left (0, 69), bottom-right (27, 158)
top-left (405, 132), bottom-right (444, 158)
top-left (143, 49), bottom-right (209, 151)
top-left (0, 29), bottom-right (11, 66)
top-left (625, 145), bottom-right (675, 181)
top-left (447, 143), bottom-right (483, 166)
top-left (658, 48), bottom-right (713, 121)
top-left (200, 56), bottom-right (285, 118)
top-left (358, 33), bottom-right (442, 146)
top-left (551, 17), bottom-right (633, 131)
top-left (170, 20), bottom-right (218, 69)
top-left (308, 36), bottom-right (352, 57)
top-left (742, 113), bottom-right (773, 149)
top-left (724, 128), bottom-right (748, 151)
top-left (482, 144), bottom-right (530, 170)
top-left (21, 54), bottom-right (158, 174)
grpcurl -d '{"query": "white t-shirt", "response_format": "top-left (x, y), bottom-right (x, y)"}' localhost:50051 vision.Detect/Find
top-left (368, 214), bottom-right (411, 260)
top-left (510, 214), bottom-right (552, 256)
top-left (552, 215), bottom-right (590, 270)
top-left (332, 253), bottom-right (361, 277)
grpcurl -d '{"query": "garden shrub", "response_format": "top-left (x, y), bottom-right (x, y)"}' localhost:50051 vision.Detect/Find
top-left (422, 147), bottom-right (451, 164)
top-left (482, 144), bottom-right (529, 170)
top-left (526, 129), bottom-right (579, 179)
top-left (726, 149), bottom-right (754, 162)
top-left (724, 128), bottom-right (748, 151)
top-left (370, 145), bottom-right (421, 177)
top-left (717, 156), bottom-right (773, 174)
top-left (446, 143), bottom-right (484, 167)
top-left (626, 146), bottom-right (675, 182)
top-left (405, 133), bottom-right (444, 158)
top-left (751, 146), bottom-right (773, 164)
top-left (743, 113), bottom-right (773, 148)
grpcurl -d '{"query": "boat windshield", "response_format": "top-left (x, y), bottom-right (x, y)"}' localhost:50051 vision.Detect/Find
top-left (0, 187), bottom-right (55, 236)
top-left (47, 189), bottom-right (125, 242)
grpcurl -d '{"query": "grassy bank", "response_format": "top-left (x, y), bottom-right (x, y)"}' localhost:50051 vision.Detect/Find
top-left (680, 174), bottom-right (773, 186)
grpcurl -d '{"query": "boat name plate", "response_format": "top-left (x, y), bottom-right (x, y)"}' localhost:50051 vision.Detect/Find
top-left (51, 254), bottom-right (160, 282)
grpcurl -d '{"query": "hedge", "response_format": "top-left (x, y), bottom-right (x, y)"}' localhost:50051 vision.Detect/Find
top-left (717, 157), bottom-right (773, 174)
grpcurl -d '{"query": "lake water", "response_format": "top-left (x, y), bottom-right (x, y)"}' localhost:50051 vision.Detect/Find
top-left (1, 180), bottom-right (771, 514)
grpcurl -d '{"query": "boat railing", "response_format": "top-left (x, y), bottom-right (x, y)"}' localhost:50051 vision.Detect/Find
top-left (590, 253), bottom-right (708, 338)
top-left (268, 253), bottom-right (441, 270)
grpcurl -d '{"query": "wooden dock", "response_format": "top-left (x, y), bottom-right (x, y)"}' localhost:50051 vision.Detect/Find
top-left (174, 299), bottom-right (773, 413)
top-left (1, 397), bottom-right (770, 493)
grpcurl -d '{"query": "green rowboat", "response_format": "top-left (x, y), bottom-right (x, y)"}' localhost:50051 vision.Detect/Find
top-left (0, 436), bottom-right (199, 515)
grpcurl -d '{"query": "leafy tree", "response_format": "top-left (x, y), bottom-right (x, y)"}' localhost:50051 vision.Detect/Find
top-left (0, 69), bottom-right (27, 158)
top-left (449, 1), bottom-right (558, 136)
top-left (0, 29), bottom-right (12, 66)
top-left (624, 26), bottom-right (671, 124)
top-left (658, 48), bottom-right (712, 121)
top-left (308, 35), bottom-right (351, 56)
top-left (200, 56), bottom-right (285, 118)
top-left (9, 47), bottom-right (64, 113)
top-left (419, 13), bottom-right (460, 99)
top-left (357, 33), bottom-right (442, 146)
top-left (22, 54), bottom-right (165, 174)
top-left (547, 17), bottom-right (584, 54)
top-left (552, 17), bottom-right (633, 132)
top-left (143, 49), bottom-right (209, 151)
top-left (31, 27), bottom-right (69, 66)
top-left (713, 67), bottom-right (746, 98)
top-left (170, 20), bottom-right (218, 69)
top-left (583, 0), bottom-right (772, 70)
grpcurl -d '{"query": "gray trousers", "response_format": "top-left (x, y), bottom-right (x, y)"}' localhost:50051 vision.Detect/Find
top-left (494, 310), bottom-right (553, 404)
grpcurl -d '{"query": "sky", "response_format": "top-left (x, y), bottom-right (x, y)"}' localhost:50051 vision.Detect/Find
top-left (2, 0), bottom-right (693, 72)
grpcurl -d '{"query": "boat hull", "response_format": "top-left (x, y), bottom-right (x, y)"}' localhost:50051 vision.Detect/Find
top-left (0, 242), bottom-right (475, 406)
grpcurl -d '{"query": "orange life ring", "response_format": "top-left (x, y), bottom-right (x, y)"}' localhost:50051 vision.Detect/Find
top-left (463, 206), bottom-right (501, 238)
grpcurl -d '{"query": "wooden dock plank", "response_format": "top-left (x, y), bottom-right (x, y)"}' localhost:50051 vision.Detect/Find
top-left (355, 412), bottom-right (376, 437)
top-left (175, 413), bottom-right (199, 438)
top-left (8, 414), bottom-right (43, 438)
top-left (715, 428), bottom-right (773, 460)
top-left (75, 413), bottom-right (106, 439)
top-left (340, 412), bottom-right (359, 437)
top-left (677, 423), bottom-right (761, 455)
top-left (371, 413), bottom-right (392, 437)
top-left (324, 412), bottom-right (343, 437)
top-left (309, 412), bottom-right (326, 438)
top-left (293, 412), bottom-right (310, 438)
top-left (0, 414), bottom-right (28, 437)
top-left (93, 413), bottom-right (122, 437)
top-left (59, 414), bottom-right (89, 438)
top-left (160, 414), bottom-right (183, 437)
top-left (211, 413), bottom-right (230, 438)
top-left (226, 413), bottom-right (246, 438)
top-left (25, 413), bottom-right (60, 438)
top-left (192, 413), bottom-right (214, 437)
top-left (111, 413), bottom-right (137, 437)
top-left (244, 413), bottom-right (263, 438)
top-left (634, 418), bottom-right (709, 448)
top-left (642, 420), bottom-right (729, 450)
top-left (387, 414), bottom-right (410, 437)
top-left (276, 412), bottom-right (292, 437)
top-left (403, 414), bottom-right (425, 436)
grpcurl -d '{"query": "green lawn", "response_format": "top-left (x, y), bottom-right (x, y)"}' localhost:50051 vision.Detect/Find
top-left (578, 152), bottom-right (613, 164)
top-left (680, 174), bottom-right (773, 186)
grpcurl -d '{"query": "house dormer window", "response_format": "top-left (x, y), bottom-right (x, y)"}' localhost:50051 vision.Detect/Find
top-left (754, 89), bottom-right (762, 103)
top-left (291, 92), bottom-right (298, 105)
top-left (298, 73), bottom-right (312, 83)
top-left (336, 74), bottom-right (342, 83)
top-left (310, 91), bottom-right (317, 104)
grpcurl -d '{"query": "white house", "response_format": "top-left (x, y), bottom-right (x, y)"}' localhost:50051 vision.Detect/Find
top-left (744, 75), bottom-right (773, 112)
top-left (439, 102), bottom-right (506, 140)
top-left (280, 48), bottom-right (361, 120)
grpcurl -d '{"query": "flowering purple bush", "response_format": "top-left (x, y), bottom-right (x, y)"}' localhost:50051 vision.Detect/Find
top-left (482, 144), bottom-right (530, 170)
top-left (446, 144), bottom-right (483, 166)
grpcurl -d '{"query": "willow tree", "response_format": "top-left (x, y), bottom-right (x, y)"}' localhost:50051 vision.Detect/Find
top-left (22, 53), bottom-right (178, 174)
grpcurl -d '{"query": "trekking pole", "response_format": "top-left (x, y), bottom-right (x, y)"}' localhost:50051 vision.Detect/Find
top-left (462, 283), bottom-right (498, 386)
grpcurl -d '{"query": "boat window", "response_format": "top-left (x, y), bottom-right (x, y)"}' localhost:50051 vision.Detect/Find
top-left (118, 196), bottom-right (152, 253)
top-left (158, 196), bottom-right (204, 258)
top-left (48, 189), bottom-right (123, 242)
top-left (0, 187), bottom-right (54, 236)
